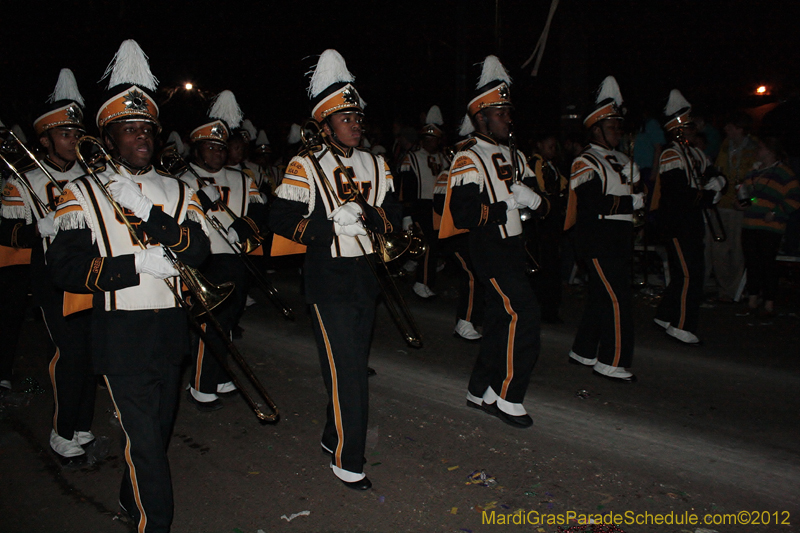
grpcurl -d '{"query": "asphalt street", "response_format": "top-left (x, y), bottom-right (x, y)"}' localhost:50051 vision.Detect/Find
top-left (2, 258), bottom-right (799, 533)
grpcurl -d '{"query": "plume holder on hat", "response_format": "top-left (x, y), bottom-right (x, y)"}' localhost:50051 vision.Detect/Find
top-left (96, 40), bottom-right (160, 131)
top-left (420, 105), bottom-right (444, 138)
top-left (664, 89), bottom-right (693, 131)
top-left (190, 90), bottom-right (244, 145)
top-left (308, 50), bottom-right (365, 122)
top-left (584, 76), bottom-right (624, 129)
top-left (467, 56), bottom-right (513, 118)
top-left (34, 69), bottom-right (86, 136)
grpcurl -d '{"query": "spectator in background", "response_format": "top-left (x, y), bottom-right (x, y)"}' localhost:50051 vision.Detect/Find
top-left (633, 108), bottom-right (666, 206)
top-left (736, 136), bottom-right (800, 317)
top-left (708, 111), bottom-right (759, 302)
top-left (693, 110), bottom-right (722, 162)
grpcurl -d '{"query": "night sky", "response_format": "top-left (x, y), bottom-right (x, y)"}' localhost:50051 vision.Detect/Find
top-left (2, 0), bottom-right (799, 148)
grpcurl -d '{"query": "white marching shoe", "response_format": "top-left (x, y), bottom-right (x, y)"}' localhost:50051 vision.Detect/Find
top-left (413, 282), bottom-right (436, 299)
top-left (50, 430), bottom-right (86, 458)
top-left (454, 319), bottom-right (481, 341)
top-left (666, 325), bottom-right (701, 345)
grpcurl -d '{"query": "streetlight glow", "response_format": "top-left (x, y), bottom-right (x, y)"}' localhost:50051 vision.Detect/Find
top-left (185, 82), bottom-right (194, 91)
top-left (756, 85), bottom-right (767, 95)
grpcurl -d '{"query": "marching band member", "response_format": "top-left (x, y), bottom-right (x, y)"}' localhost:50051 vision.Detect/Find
top-left (179, 91), bottom-right (266, 411)
top-left (528, 133), bottom-right (569, 324)
top-left (269, 49), bottom-right (400, 490)
top-left (3, 69), bottom-right (99, 464)
top-left (0, 120), bottom-right (35, 396)
top-left (398, 105), bottom-right (449, 299)
top-left (434, 163), bottom-right (485, 341)
top-left (450, 56), bottom-right (546, 428)
top-left (652, 90), bottom-right (724, 345)
top-left (565, 76), bottom-right (641, 383)
top-left (47, 40), bottom-right (210, 532)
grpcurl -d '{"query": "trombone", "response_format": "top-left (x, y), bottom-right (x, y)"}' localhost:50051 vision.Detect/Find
top-left (75, 136), bottom-right (279, 423)
top-left (507, 129), bottom-right (540, 275)
top-left (301, 119), bottom-right (423, 349)
top-left (0, 127), bottom-right (66, 218)
top-left (159, 147), bottom-right (294, 320)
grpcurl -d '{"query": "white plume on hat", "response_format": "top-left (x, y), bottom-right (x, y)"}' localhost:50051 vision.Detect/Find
top-left (476, 55), bottom-right (512, 89)
top-left (286, 124), bottom-right (302, 145)
top-left (11, 124), bottom-right (27, 144)
top-left (209, 90), bottom-right (243, 130)
top-left (307, 49), bottom-right (355, 98)
top-left (665, 89), bottom-right (691, 116)
top-left (595, 76), bottom-right (623, 106)
top-left (458, 114), bottom-right (475, 136)
top-left (166, 131), bottom-right (187, 157)
top-left (256, 129), bottom-right (270, 146)
top-left (100, 39), bottom-right (158, 91)
top-left (425, 105), bottom-right (444, 126)
top-left (48, 68), bottom-right (85, 107)
top-left (242, 118), bottom-right (257, 140)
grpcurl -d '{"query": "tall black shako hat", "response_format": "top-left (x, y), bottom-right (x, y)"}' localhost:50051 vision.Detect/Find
top-left (458, 55), bottom-right (513, 136)
top-left (34, 68), bottom-right (86, 136)
top-left (584, 76), bottom-right (623, 129)
top-left (663, 89), bottom-right (693, 132)
top-left (96, 39), bottom-right (159, 132)
top-left (307, 49), bottom-right (366, 122)
top-left (420, 105), bottom-right (444, 138)
top-left (189, 90), bottom-right (244, 146)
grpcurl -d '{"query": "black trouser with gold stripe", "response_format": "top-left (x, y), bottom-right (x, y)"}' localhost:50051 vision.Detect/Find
top-left (95, 308), bottom-right (187, 533)
top-left (446, 234), bottom-right (484, 326)
top-left (656, 236), bottom-right (704, 333)
top-left (467, 233), bottom-right (540, 404)
top-left (572, 256), bottom-right (634, 367)
top-left (311, 298), bottom-right (375, 475)
top-left (413, 202), bottom-right (438, 288)
top-left (41, 301), bottom-right (95, 441)
top-left (192, 254), bottom-right (248, 394)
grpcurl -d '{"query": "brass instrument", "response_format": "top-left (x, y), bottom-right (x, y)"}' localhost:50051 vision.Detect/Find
top-left (301, 119), bottom-right (423, 349)
top-left (507, 129), bottom-right (533, 222)
top-left (506, 129), bottom-right (540, 274)
top-left (160, 147), bottom-right (264, 253)
top-left (76, 136), bottom-right (279, 423)
top-left (625, 137), bottom-right (646, 228)
top-left (159, 146), bottom-right (295, 321)
top-left (678, 135), bottom-right (727, 242)
top-left (0, 127), bottom-right (66, 221)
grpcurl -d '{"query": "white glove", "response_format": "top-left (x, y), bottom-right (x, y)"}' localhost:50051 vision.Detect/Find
top-left (200, 184), bottom-right (220, 203)
top-left (108, 176), bottom-right (153, 222)
top-left (37, 212), bottom-right (56, 238)
top-left (510, 182), bottom-right (542, 210)
top-left (713, 191), bottom-right (723, 204)
top-left (631, 192), bottom-right (646, 211)
top-left (402, 216), bottom-right (413, 231)
top-left (334, 221), bottom-right (367, 237)
top-left (330, 202), bottom-right (363, 226)
top-left (134, 246), bottom-right (179, 279)
top-left (504, 196), bottom-right (522, 211)
top-left (226, 227), bottom-right (239, 244)
top-left (703, 175), bottom-right (726, 192)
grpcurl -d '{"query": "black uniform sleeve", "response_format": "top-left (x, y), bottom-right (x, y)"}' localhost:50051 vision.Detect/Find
top-left (230, 201), bottom-right (269, 244)
top-left (195, 189), bottom-right (217, 213)
top-left (361, 189), bottom-right (402, 234)
top-left (659, 168), bottom-right (716, 210)
top-left (573, 173), bottom-right (636, 218)
top-left (140, 207), bottom-right (210, 267)
top-left (450, 183), bottom-right (509, 229)
top-left (46, 227), bottom-right (139, 294)
top-left (269, 196), bottom-right (334, 248)
top-left (0, 218), bottom-right (37, 248)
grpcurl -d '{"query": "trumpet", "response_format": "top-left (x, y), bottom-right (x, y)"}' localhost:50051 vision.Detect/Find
top-left (301, 119), bottom-right (423, 349)
top-left (75, 136), bottom-right (279, 423)
top-left (158, 146), bottom-right (295, 321)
